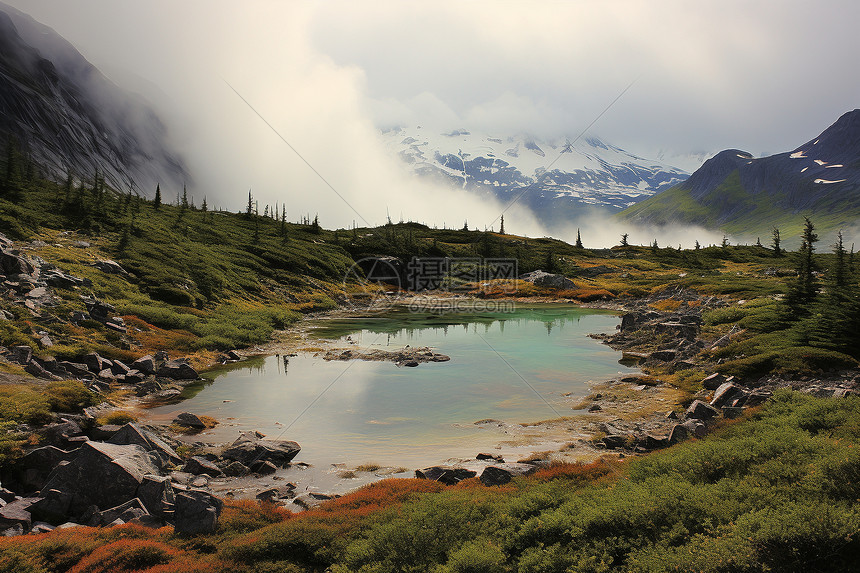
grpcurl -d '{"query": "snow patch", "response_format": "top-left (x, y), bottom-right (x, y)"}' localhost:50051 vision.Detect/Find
top-left (825, 164), bottom-right (844, 168)
top-left (801, 167), bottom-right (809, 173)
top-left (814, 159), bottom-right (828, 166)
top-left (790, 151), bottom-right (806, 159)
top-left (813, 178), bottom-right (847, 184)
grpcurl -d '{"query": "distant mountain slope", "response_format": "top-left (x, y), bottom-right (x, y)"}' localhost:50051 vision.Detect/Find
top-left (620, 110), bottom-right (860, 240)
top-left (381, 127), bottom-right (689, 225)
top-left (0, 2), bottom-right (188, 194)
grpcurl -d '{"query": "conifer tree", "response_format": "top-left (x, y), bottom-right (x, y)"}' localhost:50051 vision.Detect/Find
top-left (771, 227), bottom-right (781, 256)
top-left (499, 215), bottom-right (505, 235)
top-left (575, 228), bottom-right (583, 249)
top-left (620, 233), bottom-right (628, 247)
top-left (246, 190), bottom-right (253, 219)
top-left (786, 217), bottom-right (819, 313)
top-left (154, 183), bottom-right (162, 210)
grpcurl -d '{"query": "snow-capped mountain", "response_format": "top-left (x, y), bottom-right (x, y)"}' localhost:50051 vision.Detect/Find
top-left (381, 126), bottom-right (690, 223)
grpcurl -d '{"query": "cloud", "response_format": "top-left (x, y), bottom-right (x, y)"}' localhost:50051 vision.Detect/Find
top-left (5, 0), bottom-right (860, 239)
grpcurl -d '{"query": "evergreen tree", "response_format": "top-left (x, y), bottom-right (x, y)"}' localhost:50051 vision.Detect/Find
top-left (756, 237), bottom-right (763, 248)
top-left (786, 217), bottom-right (819, 312)
top-left (721, 235), bottom-right (729, 248)
top-left (462, 220), bottom-right (469, 232)
top-left (499, 215), bottom-right (505, 235)
top-left (246, 190), bottom-right (253, 219)
top-left (154, 184), bottom-right (162, 210)
top-left (771, 227), bottom-right (782, 256)
top-left (620, 233), bottom-right (629, 247)
top-left (201, 196), bottom-right (208, 212)
top-left (575, 228), bottom-right (583, 249)
top-left (694, 240), bottom-right (701, 250)
top-left (810, 230), bottom-right (859, 354)
top-left (311, 214), bottom-right (321, 234)
top-left (182, 185), bottom-right (189, 209)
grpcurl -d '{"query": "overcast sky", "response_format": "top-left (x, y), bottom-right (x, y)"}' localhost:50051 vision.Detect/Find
top-left (6, 0), bottom-right (860, 241)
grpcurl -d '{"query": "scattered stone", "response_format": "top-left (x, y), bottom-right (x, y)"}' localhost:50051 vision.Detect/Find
top-left (8, 345), bottom-right (32, 365)
top-left (479, 463), bottom-right (537, 486)
top-left (222, 432), bottom-right (301, 467)
top-left (96, 498), bottom-right (149, 526)
top-left (476, 453), bottom-right (504, 463)
top-left (685, 400), bottom-right (720, 420)
top-left (601, 435), bottom-right (628, 449)
top-left (701, 373), bottom-right (728, 391)
top-left (588, 403), bottom-right (602, 412)
top-left (93, 259), bottom-right (129, 276)
top-left (173, 490), bottom-right (223, 535)
top-left (131, 355), bottom-right (156, 375)
top-left (190, 476), bottom-right (209, 488)
top-left (83, 352), bottom-right (112, 374)
top-left (173, 413), bottom-right (207, 429)
top-left (292, 492), bottom-right (334, 510)
top-left (710, 382), bottom-right (745, 408)
top-left (518, 270), bottom-right (575, 290)
top-left (157, 360), bottom-right (199, 380)
top-left (414, 466), bottom-right (476, 485)
top-left (183, 456), bottom-right (224, 477)
top-left (107, 423), bottom-right (183, 467)
top-left (223, 461), bottom-right (250, 477)
top-left (250, 461), bottom-right (278, 475)
top-left (58, 361), bottom-right (91, 378)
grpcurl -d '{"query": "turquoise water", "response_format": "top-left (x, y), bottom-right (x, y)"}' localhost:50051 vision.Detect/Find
top-left (147, 305), bottom-right (633, 467)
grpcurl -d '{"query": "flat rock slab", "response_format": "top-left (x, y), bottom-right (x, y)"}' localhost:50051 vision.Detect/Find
top-left (222, 432), bottom-right (301, 467)
top-left (479, 463), bottom-right (537, 486)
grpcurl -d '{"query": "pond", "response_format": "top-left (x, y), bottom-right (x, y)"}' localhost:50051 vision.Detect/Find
top-left (147, 304), bottom-right (635, 468)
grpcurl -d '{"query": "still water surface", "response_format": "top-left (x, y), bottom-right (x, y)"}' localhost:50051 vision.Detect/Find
top-left (148, 305), bottom-right (634, 467)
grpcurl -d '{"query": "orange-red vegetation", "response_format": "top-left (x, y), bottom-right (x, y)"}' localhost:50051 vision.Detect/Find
top-left (531, 458), bottom-right (624, 484)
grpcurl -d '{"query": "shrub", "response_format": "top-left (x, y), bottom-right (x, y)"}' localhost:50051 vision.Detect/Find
top-left (45, 380), bottom-right (97, 412)
top-left (97, 410), bottom-right (139, 425)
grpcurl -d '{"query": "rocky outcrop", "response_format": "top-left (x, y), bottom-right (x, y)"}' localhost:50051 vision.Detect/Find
top-left (519, 270), bottom-right (575, 290)
top-left (415, 466), bottom-right (476, 485)
top-left (479, 463), bottom-right (537, 486)
top-left (222, 432), bottom-right (301, 467)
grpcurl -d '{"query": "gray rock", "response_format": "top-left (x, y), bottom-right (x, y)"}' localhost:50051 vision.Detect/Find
top-left (602, 435), bottom-right (628, 449)
top-left (255, 484), bottom-right (296, 502)
top-left (414, 466), bottom-right (476, 485)
top-left (701, 373), bottom-right (728, 391)
top-left (24, 360), bottom-right (60, 380)
top-left (222, 432), bottom-right (301, 467)
top-left (518, 270), bottom-right (575, 290)
top-left (173, 490), bottom-right (223, 535)
top-left (29, 489), bottom-right (73, 525)
top-left (58, 361), bottom-right (91, 377)
top-left (183, 456), bottom-right (223, 477)
top-left (0, 249), bottom-right (34, 276)
top-left (292, 492), bottom-right (334, 510)
top-left (107, 423), bottom-right (183, 467)
top-left (250, 461), bottom-right (277, 475)
top-left (710, 382), bottom-right (745, 408)
top-left (173, 412), bottom-right (206, 429)
top-left (83, 352), bottom-right (112, 374)
top-left (137, 475), bottom-right (174, 518)
top-left (110, 360), bottom-right (131, 376)
top-left (8, 345), bottom-right (32, 365)
top-left (93, 259), bottom-right (129, 276)
top-left (97, 498), bottom-right (149, 526)
top-left (685, 400), bottom-right (720, 420)
top-left (479, 463), bottom-right (537, 486)
top-left (223, 461), bottom-right (250, 477)
top-left (131, 355), bottom-right (156, 375)
top-left (41, 441), bottom-right (161, 516)
top-left (476, 453), bottom-right (504, 463)
top-left (157, 360), bottom-right (199, 380)
top-left (6, 446), bottom-right (76, 492)
top-left (0, 497), bottom-right (38, 532)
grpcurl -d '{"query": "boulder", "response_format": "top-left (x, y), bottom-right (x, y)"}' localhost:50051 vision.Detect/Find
top-left (41, 420), bottom-right (84, 448)
top-left (183, 456), bottom-right (223, 477)
top-left (107, 423), bottom-right (183, 467)
top-left (479, 463), bottom-right (537, 486)
top-left (222, 432), bottom-right (301, 467)
top-left (173, 412), bottom-right (206, 429)
top-left (649, 350), bottom-right (677, 362)
top-left (83, 299), bottom-right (116, 324)
top-left (476, 453), bottom-right (504, 463)
top-left (4, 446), bottom-right (76, 493)
top-left (654, 322), bottom-right (698, 339)
top-left (518, 270), bottom-right (575, 290)
top-left (25, 360), bottom-right (60, 380)
top-left (41, 441), bottom-right (161, 516)
top-left (710, 382), bottom-right (745, 408)
top-left (131, 355), bottom-right (156, 375)
top-left (83, 353), bottom-right (112, 374)
top-left (255, 484), bottom-right (296, 502)
top-left (642, 434), bottom-right (669, 450)
top-left (225, 350), bottom-right (241, 361)
top-left (157, 360), bottom-right (199, 380)
top-left (29, 489), bottom-right (74, 525)
top-left (0, 497), bottom-right (38, 532)
top-left (601, 435), bottom-right (629, 449)
top-left (223, 461), bottom-right (250, 477)
top-left (701, 373), bottom-right (728, 391)
top-left (58, 361), bottom-right (91, 378)
top-left (173, 490), bottom-right (223, 535)
top-left (93, 259), bottom-right (130, 276)
top-left (685, 400), bottom-right (720, 420)
top-left (0, 249), bottom-right (34, 276)
top-left (414, 466), bottom-right (476, 485)
top-left (96, 498), bottom-right (148, 526)
top-left (250, 461), bottom-right (277, 475)
top-left (8, 345), bottom-right (32, 365)
top-left (137, 475), bottom-right (174, 518)
top-left (110, 360), bottom-right (131, 376)
top-left (292, 492), bottom-right (334, 510)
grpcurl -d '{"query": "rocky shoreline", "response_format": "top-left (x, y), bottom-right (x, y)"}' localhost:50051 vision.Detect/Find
top-left (3, 268), bottom-right (859, 537)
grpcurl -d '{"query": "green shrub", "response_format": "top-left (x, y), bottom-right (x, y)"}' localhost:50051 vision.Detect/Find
top-left (45, 380), bottom-right (97, 412)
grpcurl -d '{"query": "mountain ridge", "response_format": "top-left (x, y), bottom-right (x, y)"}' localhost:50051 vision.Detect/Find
top-left (619, 109), bottom-right (860, 240)
top-left (0, 2), bottom-right (188, 194)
